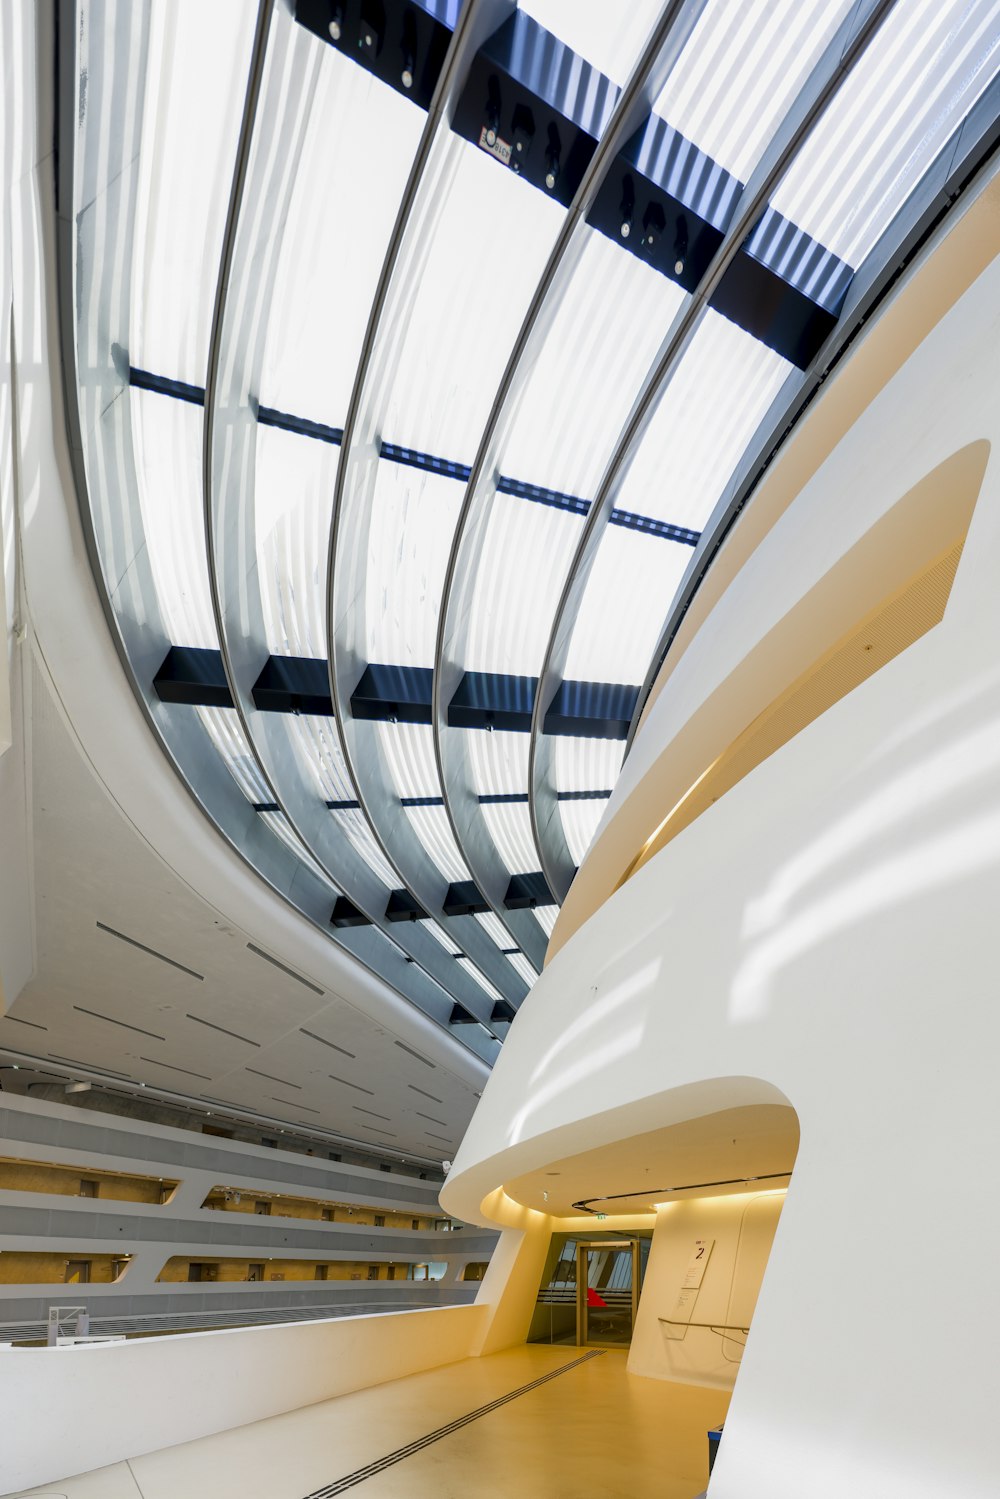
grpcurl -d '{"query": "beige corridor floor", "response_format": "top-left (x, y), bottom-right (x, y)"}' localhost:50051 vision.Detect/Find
top-left (14, 1344), bottom-right (729, 1499)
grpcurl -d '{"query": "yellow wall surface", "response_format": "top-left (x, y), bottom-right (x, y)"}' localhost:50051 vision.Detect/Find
top-left (155, 1257), bottom-right (411, 1284)
top-left (201, 1188), bottom-right (434, 1230)
top-left (0, 1157), bottom-right (173, 1203)
top-left (629, 1192), bottom-right (786, 1389)
top-left (0, 1252), bottom-right (131, 1284)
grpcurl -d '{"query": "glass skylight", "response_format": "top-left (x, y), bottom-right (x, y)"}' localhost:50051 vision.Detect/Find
top-left (259, 810), bottom-right (335, 885)
top-left (457, 957), bottom-right (503, 1005)
top-left (378, 722), bottom-right (441, 802)
top-left (383, 137), bottom-right (563, 463)
top-left (533, 905), bottom-right (559, 938)
top-left (197, 707), bottom-right (269, 804)
top-left (257, 423), bottom-right (339, 658)
top-left (563, 525), bottom-right (692, 686)
top-left (502, 228), bottom-right (686, 499)
top-left (771, 0), bottom-right (1000, 267)
top-left (467, 731), bottom-right (530, 800)
top-left (481, 800), bottom-right (538, 876)
top-left (560, 794), bottom-right (609, 868)
top-left (476, 910), bottom-right (520, 949)
top-left (130, 387), bottom-right (217, 648)
top-left (518, 0), bottom-right (663, 87)
top-left (260, 44), bottom-right (424, 425)
top-left (653, 0), bottom-right (853, 182)
top-left (463, 492), bottom-right (583, 678)
top-left (404, 806), bottom-right (471, 883)
top-left (506, 951), bottom-right (538, 989)
top-left (367, 461), bottom-right (464, 668)
top-left (330, 807), bottom-right (398, 890)
top-left (615, 309), bottom-right (791, 531)
top-left (130, 0), bottom-right (255, 383)
top-left (554, 735), bottom-right (624, 795)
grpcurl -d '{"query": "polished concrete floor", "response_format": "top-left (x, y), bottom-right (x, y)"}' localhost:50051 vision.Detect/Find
top-left (14, 1345), bottom-right (729, 1499)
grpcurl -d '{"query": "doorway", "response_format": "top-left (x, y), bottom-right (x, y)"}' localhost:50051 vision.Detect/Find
top-left (576, 1240), bottom-right (639, 1346)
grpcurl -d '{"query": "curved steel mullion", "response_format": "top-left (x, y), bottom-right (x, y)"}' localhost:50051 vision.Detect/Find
top-left (201, 2), bottom-right (502, 1048)
top-left (326, 1), bottom-right (528, 1006)
top-left (431, 0), bottom-right (712, 966)
top-left (528, 0), bottom-right (899, 902)
top-left (55, 1), bottom-right (491, 1068)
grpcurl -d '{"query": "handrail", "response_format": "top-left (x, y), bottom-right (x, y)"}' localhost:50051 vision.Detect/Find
top-left (659, 1316), bottom-right (749, 1338)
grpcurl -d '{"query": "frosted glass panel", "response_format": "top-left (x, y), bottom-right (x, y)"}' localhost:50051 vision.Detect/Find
top-left (257, 423), bottom-right (339, 658)
top-left (131, 388), bottom-right (216, 647)
top-left (131, 0), bottom-right (255, 382)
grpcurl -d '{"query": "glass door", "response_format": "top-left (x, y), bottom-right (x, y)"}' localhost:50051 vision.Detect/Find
top-left (576, 1240), bottom-right (639, 1346)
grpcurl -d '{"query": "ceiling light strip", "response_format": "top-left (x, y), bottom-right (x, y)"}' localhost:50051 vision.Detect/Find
top-left (528, 0), bottom-right (899, 904)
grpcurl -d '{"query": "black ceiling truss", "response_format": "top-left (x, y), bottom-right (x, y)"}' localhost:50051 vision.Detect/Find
top-left (155, 647), bottom-right (639, 742)
top-left (294, 0), bottom-right (854, 369)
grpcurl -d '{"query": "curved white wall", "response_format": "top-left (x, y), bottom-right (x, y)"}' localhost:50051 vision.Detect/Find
top-left (445, 204), bottom-right (1000, 1497)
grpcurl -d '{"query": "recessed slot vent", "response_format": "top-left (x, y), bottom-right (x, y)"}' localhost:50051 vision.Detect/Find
top-left (73, 1006), bottom-right (166, 1041)
top-left (300, 1028), bottom-right (355, 1058)
top-left (329, 1074), bottom-right (375, 1096)
top-left (246, 943), bottom-right (324, 995)
top-left (96, 921), bottom-right (204, 980)
top-left (407, 1084), bottom-right (443, 1103)
top-left (138, 1056), bottom-right (212, 1080)
top-left (394, 1040), bottom-right (435, 1068)
top-left (186, 1014), bottom-right (261, 1046)
top-left (246, 1068), bottom-right (301, 1089)
top-left (414, 1111), bottom-right (448, 1127)
top-left (353, 1106), bottom-right (393, 1121)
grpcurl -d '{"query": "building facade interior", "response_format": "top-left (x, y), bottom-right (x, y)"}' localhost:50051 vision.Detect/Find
top-left (2, 1), bottom-right (999, 1495)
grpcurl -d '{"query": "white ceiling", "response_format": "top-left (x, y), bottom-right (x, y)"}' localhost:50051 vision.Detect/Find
top-left (0, 657), bottom-right (481, 1162)
top-left (503, 1105), bottom-right (799, 1218)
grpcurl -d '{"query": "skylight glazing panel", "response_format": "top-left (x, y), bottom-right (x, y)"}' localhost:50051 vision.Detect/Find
top-left (197, 707), bottom-right (269, 803)
top-left (130, 387), bottom-right (217, 648)
top-left (506, 951), bottom-right (537, 988)
top-left (383, 139), bottom-right (563, 462)
top-left (616, 309), bottom-right (790, 531)
top-left (653, 0), bottom-right (852, 182)
top-left (378, 722), bottom-right (442, 802)
top-left (261, 47), bottom-right (423, 424)
top-left (533, 904), bottom-right (558, 937)
top-left (771, 0), bottom-right (1000, 267)
top-left (563, 526), bottom-right (690, 685)
top-left (427, 920), bottom-right (462, 957)
top-left (287, 715), bottom-right (357, 805)
top-left (257, 424), bottom-right (339, 658)
top-left (554, 735), bottom-right (624, 795)
top-left (559, 795), bottom-right (608, 868)
top-left (518, 0), bottom-right (662, 87)
top-left (131, 0), bottom-right (255, 383)
top-left (463, 489), bottom-right (582, 678)
top-left (367, 461), bottom-right (464, 668)
top-left (482, 801), bottom-right (538, 875)
top-left (475, 910), bottom-right (518, 949)
top-left (501, 228), bottom-right (685, 499)
top-left (259, 810), bottom-right (335, 885)
top-left (405, 806), bottom-right (471, 883)
top-left (468, 731), bottom-right (530, 799)
top-left (457, 958), bottom-right (503, 1004)
top-left (331, 807), bottom-right (398, 889)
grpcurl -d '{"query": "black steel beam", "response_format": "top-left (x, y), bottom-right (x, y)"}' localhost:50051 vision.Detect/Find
top-left (504, 871), bottom-right (554, 909)
top-left (153, 646), bottom-right (232, 708)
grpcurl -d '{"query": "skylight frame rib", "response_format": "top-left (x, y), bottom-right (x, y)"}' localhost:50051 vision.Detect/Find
top-left (430, 0), bottom-right (713, 971)
top-left (197, 0), bottom-right (506, 1037)
top-left (528, 0), bottom-right (898, 905)
top-left (324, 0), bottom-right (532, 1014)
top-left (629, 56), bottom-right (1000, 752)
top-left (55, 0), bottom-right (479, 1052)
